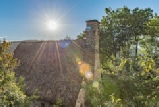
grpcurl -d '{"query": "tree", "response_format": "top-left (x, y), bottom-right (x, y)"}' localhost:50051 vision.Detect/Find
top-left (0, 40), bottom-right (26, 106)
top-left (100, 6), bottom-right (154, 62)
top-left (87, 6), bottom-right (159, 106)
top-left (86, 76), bottom-right (121, 107)
top-left (87, 50), bottom-right (159, 106)
top-left (142, 16), bottom-right (159, 55)
top-left (77, 31), bottom-right (86, 39)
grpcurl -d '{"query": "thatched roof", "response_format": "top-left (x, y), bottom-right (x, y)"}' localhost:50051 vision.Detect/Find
top-left (13, 40), bottom-right (94, 106)
top-left (9, 41), bottom-right (21, 52)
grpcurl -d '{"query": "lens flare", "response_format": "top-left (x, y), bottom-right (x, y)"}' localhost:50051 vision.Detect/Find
top-left (93, 81), bottom-right (99, 88)
top-left (85, 71), bottom-right (93, 80)
top-left (58, 39), bottom-right (71, 48)
top-left (78, 61), bottom-right (82, 65)
top-left (79, 63), bottom-right (91, 76)
top-left (76, 57), bottom-right (81, 63)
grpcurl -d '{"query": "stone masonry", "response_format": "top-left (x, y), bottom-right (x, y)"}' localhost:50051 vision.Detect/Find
top-left (75, 20), bottom-right (101, 107)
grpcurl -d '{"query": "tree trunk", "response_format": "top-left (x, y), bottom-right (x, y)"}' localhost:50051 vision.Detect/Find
top-left (135, 35), bottom-right (138, 57)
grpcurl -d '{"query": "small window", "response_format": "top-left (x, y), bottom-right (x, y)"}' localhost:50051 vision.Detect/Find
top-left (41, 103), bottom-right (45, 107)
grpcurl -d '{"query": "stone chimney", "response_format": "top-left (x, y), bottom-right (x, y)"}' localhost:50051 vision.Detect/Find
top-left (85, 20), bottom-right (101, 80)
top-left (75, 20), bottom-right (101, 107)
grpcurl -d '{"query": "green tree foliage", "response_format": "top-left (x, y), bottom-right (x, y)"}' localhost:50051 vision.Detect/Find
top-left (0, 40), bottom-right (38, 107)
top-left (87, 6), bottom-right (159, 106)
top-left (0, 40), bottom-right (26, 106)
top-left (86, 76), bottom-right (121, 107)
top-left (87, 51), bottom-right (159, 106)
top-left (77, 31), bottom-right (86, 39)
top-left (53, 98), bottom-right (62, 107)
top-left (116, 53), bottom-right (159, 106)
top-left (100, 6), bottom-right (157, 67)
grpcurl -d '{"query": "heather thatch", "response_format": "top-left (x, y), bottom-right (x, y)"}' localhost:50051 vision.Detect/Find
top-left (9, 41), bottom-right (21, 52)
top-left (13, 40), bottom-right (94, 106)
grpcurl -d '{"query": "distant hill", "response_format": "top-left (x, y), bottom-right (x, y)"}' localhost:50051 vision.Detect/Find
top-left (10, 41), bottom-right (21, 52)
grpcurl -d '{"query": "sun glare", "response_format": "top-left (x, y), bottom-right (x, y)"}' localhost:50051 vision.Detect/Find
top-left (47, 20), bottom-right (57, 30)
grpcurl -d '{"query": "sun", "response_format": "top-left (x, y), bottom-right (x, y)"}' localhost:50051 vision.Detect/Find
top-left (47, 20), bottom-right (57, 30)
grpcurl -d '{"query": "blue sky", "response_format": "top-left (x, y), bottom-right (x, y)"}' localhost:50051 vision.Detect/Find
top-left (0, 0), bottom-right (159, 41)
